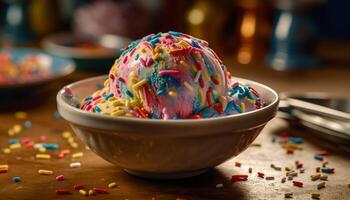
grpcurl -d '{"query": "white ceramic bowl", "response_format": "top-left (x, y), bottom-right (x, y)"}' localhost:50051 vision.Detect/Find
top-left (57, 75), bottom-right (279, 179)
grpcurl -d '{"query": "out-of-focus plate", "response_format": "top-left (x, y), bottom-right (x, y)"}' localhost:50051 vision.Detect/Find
top-left (0, 48), bottom-right (75, 107)
top-left (42, 33), bottom-right (131, 73)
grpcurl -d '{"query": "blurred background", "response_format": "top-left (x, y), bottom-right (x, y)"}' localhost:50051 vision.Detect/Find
top-left (0, 0), bottom-right (350, 95)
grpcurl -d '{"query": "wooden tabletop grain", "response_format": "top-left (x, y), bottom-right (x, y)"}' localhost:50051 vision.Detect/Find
top-left (1, 53), bottom-right (350, 200)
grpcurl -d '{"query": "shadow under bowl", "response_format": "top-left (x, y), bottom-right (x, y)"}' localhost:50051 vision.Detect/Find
top-left (57, 75), bottom-right (279, 179)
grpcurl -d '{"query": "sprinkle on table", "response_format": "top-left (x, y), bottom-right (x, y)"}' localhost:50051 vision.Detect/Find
top-left (55, 175), bottom-right (65, 181)
top-left (284, 192), bottom-right (293, 198)
top-left (231, 175), bottom-right (248, 182)
top-left (38, 169), bottom-right (53, 175)
top-left (108, 182), bottom-right (117, 188)
top-left (311, 193), bottom-right (321, 199)
top-left (70, 162), bottom-right (81, 168)
top-left (55, 189), bottom-right (71, 195)
top-left (293, 181), bottom-right (303, 187)
top-left (12, 176), bottom-right (21, 183)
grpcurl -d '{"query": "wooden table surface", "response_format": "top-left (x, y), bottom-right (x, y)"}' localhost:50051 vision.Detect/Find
top-left (1, 52), bottom-right (350, 200)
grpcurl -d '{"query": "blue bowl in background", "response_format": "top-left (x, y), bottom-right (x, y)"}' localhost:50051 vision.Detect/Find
top-left (0, 48), bottom-right (75, 107)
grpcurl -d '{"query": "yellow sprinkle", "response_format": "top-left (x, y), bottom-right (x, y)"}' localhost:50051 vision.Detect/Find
top-left (70, 142), bottom-right (79, 149)
top-left (15, 112), bottom-right (27, 119)
top-left (38, 147), bottom-right (46, 153)
top-left (112, 110), bottom-right (126, 116)
top-left (72, 152), bottom-right (84, 159)
top-left (153, 53), bottom-right (161, 60)
top-left (113, 101), bottom-right (122, 107)
top-left (133, 79), bottom-right (148, 90)
top-left (108, 182), bottom-right (117, 188)
top-left (168, 91), bottom-right (177, 97)
top-left (240, 102), bottom-right (246, 113)
top-left (8, 129), bottom-right (15, 136)
top-left (311, 174), bottom-right (321, 181)
top-left (88, 190), bottom-right (94, 196)
top-left (36, 154), bottom-right (51, 159)
top-left (0, 165), bottom-right (9, 170)
top-left (2, 148), bottom-right (11, 154)
top-left (62, 131), bottom-right (72, 139)
top-left (68, 137), bottom-right (75, 144)
top-left (9, 143), bottom-right (21, 149)
top-left (13, 125), bottom-right (22, 134)
top-left (246, 98), bottom-right (255, 105)
top-left (183, 81), bottom-right (194, 92)
top-left (108, 96), bottom-right (116, 101)
top-left (125, 100), bottom-right (130, 108)
top-left (201, 69), bottom-right (211, 82)
top-left (125, 113), bottom-right (133, 117)
top-left (38, 169), bottom-right (53, 175)
top-left (178, 40), bottom-right (190, 48)
top-left (198, 88), bottom-right (205, 107)
top-left (320, 175), bottom-right (328, 181)
top-left (180, 60), bottom-right (190, 68)
top-left (104, 79), bottom-right (109, 86)
top-left (79, 189), bottom-right (87, 196)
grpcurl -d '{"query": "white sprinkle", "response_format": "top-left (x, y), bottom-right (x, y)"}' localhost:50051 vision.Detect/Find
top-left (34, 143), bottom-right (43, 149)
top-left (216, 183), bottom-right (223, 188)
top-left (70, 162), bottom-right (81, 168)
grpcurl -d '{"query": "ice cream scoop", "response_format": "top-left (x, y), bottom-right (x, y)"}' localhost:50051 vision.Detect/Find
top-left (81, 31), bottom-right (263, 119)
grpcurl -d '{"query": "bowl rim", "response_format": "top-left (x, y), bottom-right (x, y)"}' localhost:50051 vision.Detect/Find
top-left (42, 32), bottom-right (131, 59)
top-left (57, 75), bottom-right (279, 128)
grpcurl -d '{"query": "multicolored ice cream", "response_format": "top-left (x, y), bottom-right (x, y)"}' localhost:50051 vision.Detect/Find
top-left (81, 31), bottom-right (263, 119)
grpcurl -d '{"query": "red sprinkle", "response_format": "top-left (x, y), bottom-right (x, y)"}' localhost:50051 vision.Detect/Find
top-left (187, 114), bottom-right (201, 119)
top-left (293, 181), bottom-right (303, 187)
top-left (316, 167), bottom-right (320, 173)
top-left (199, 78), bottom-right (205, 88)
top-left (92, 188), bottom-right (109, 194)
top-left (123, 56), bottom-right (128, 64)
top-left (109, 74), bottom-right (115, 81)
top-left (57, 153), bottom-right (65, 159)
top-left (211, 76), bottom-right (219, 85)
top-left (55, 175), bottom-right (65, 181)
top-left (296, 163), bottom-right (303, 169)
top-left (159, 69), bottom-right (180, 76)
top-left (206, 87), bottom-right (212, 106)
top-left (235, 162), bottom-right (242, 167)
top-left (318, 151), bottom-right (328, 156)
top-left (169, 48), bottom-right (191, 56)
top-left (118, 77), bottom-right (126, 83)
top-left (40, 135), bottom-right (47, 142)
top-left (213, 103), bottom-right (224, 114)
top-left (250, 87), bottom-right (260, 97)
top-left (231, 175), bottom-right (248, 182)
top-left (0, 169), bottom-right (8, 173)
top-left (194, 61), bottom-right (202, 70)
top-left (73, 184), bottom-right (84, 190)
top-left (55, 189), bottom-right (71, 195)
top-left (287, 149), bottom-right (294, 154)
top-left (257, 172), bottom-right (265, 178)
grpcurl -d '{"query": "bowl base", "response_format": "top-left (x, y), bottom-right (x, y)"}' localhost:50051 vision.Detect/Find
top-left (124, 168), bottom-right (209, 179)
